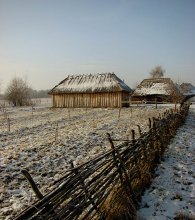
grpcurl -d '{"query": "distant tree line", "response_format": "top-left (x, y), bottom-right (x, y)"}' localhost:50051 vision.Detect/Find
top-left (29, 88), bottom-right (50, 99)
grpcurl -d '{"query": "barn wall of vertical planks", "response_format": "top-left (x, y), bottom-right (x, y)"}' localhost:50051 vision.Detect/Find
top-left (49, 73), bottom-right (132, 108)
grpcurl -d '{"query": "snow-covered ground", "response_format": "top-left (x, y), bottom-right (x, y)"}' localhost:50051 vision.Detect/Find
top-left (138, 103), bottom-right (195, 219)
top-left (0, 104), bottom-right (168, 220)
top-left (0, 103), bottom-right (194, 220)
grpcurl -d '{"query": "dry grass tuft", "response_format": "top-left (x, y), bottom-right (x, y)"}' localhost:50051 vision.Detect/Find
top-left (101, 184), bottom-right (137, 220)
top-left (174, 212), bottom-right (195, 220)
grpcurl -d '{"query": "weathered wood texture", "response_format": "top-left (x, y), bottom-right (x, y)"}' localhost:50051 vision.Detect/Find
top-left (14, 103), bottom-right (190, 220)
top-left (131, 77), bottom-right (183, 103)
top-left (52, 92), bottom-right (129, 108)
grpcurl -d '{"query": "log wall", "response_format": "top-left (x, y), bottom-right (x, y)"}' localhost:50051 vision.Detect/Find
top-left (52, 92), bottom-right (129, 108)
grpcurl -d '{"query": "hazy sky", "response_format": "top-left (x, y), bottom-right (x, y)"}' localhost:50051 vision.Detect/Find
top-left (0, 0), bottom-right (195, 92)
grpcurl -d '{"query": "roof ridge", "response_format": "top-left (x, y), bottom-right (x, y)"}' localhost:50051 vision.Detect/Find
top-left (49, 72), bottom-right (132, 94)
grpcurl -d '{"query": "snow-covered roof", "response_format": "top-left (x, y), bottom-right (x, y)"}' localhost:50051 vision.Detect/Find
top-left (49, 73), bottom-right (132, 94)
top-left (132, 78), bottom-right (180, 96)
top-left (180, 83), bottom-right (195, 95)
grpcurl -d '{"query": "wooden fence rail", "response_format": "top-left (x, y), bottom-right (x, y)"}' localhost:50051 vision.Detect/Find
top-left (14, 103), bottom-right (190, 220)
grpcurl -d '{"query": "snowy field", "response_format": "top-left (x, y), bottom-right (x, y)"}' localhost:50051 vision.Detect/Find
top-left (138, 103), bottom-right (195, 219)
top-left (0, 102), bottom-right (194, 219)
top-left (0, 97), bottom-right (51, 107)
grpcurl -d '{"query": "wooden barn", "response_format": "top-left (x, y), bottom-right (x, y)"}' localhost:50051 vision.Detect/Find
top-left (131, 78), bottom-right (183, 103)
top-left (48, 73), bottom-right (132, 108)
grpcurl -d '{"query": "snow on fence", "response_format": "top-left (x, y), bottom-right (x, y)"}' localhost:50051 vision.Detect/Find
top-left (14, 103), bottom-right (190, 220)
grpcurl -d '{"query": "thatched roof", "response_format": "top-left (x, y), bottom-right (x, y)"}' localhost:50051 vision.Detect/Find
top-left (49, 73), bottom-right (132, 94)
top-left (180, 83), bottom-right (195, 95)
top-left (132, 78), bottom-right (181, 96)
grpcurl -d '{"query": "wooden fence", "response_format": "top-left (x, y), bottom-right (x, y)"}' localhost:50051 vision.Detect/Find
top-left (14, 103), bottom-right (190, 220)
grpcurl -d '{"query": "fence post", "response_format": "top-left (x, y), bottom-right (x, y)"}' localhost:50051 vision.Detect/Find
top-left (107, 133), bottom-right (127, 181)
top-left (131, 129), bottom-right (135, 144)
top-left (152, 117), bottom-right (163, 164)
top-left (148, 118), bottom-right (152, 129)
top-left (7, 117), bottom-right (10, 132)
top-left (68, 108), bottom-right (70, 119)
top-left (137, 125), bottom-right (141, 136)
top-left (70, 161), bottom-right (103, 218)
top-left (21, 170), bottom-right (43, 200)
top-left (107, 133), bottom-right (138, 206)
top-left (152, 117), bottom-right (156, 129)
top-left (31, 106), bottom-right (34, 117)
top-left (22, 169), bottom-right (59, 219)
top-left (55, 122), bottom-right (58, 143)
top-left (118, 107), bottom-right (121, 120)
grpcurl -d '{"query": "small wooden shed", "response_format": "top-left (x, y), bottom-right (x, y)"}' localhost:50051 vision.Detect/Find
top-left (131, 78), bottom-right (182, 103)
top-left (49, 73), bottom-right (132, 108)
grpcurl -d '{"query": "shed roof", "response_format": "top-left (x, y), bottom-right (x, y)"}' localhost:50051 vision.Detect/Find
top-left (132, 78), bottom-right (181, 96)
top-left (49, 73), bottom-right (132, 94)
top-left (180, 83), bottom-right (195, 95)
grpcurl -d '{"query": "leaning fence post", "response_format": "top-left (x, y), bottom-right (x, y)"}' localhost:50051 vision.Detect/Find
top-left (21, 170), bottom-right (43, 199)
top-left (107, 133), bottom-right (124, 182)
top-left (107, 133), bottom-right (138, 206)
top-left (107, 133), bottom-right (118, 165)
top-left (70, 161), bottom-right (103, 218)
top-left (21, 170), bottom-right (59, 219)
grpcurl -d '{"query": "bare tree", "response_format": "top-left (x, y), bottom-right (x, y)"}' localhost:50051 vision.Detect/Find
top-left (150, 66), bottom-right (165, 78)
top-left (169, 82), bottom-right (183, 110)
top-left (5, 77), bottom-right (31, 106)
